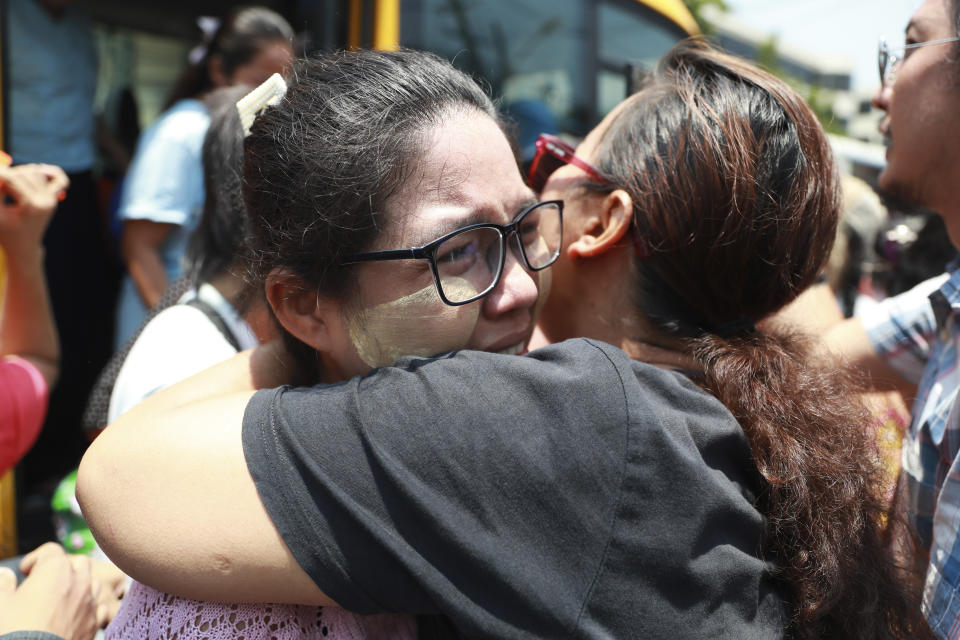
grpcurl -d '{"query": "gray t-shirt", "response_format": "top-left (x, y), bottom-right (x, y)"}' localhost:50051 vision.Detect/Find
top-left (243, 338), bottom-right (787, 638)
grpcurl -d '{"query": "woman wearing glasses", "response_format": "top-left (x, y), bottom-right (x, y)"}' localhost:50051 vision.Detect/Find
top-left (100, 49), bottom-right (556, 639)
top-left (78, 43), bottom-right (927, 638)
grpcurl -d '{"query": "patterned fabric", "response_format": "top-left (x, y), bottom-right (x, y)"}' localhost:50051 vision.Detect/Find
top-left (81, 277), bottom-right (191, 433)
top-left (865, 266), bottom-right (960, 638)
top-left (106, 580), bottom-right (417, 640)
top-left (861, 273), bottom-right (947, 385)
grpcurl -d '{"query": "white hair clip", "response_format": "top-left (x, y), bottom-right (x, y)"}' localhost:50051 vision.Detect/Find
top-left (237, 73), bottom-right (288, 137)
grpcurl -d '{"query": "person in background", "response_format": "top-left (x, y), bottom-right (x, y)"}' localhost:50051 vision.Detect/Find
top-left (0, 164), bottom-right (125, 640)
top-left (6, 0), bottom-right (117, 498)
top-left (114, 6), bottom-right (293, 347)
top-left (0, 163), bottom-right (67, 475)
top-left (107, 86), bottom-right (264, 422)
top-left (818, 0), bottom-right (960, 636)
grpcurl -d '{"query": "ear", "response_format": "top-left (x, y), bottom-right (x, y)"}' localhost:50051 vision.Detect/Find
top-left (208, 55), bottom-right (228, 88)
top-left (568, 189), bottom-right (635, 259)
top-left (265, 270), bottom-right (339, 353)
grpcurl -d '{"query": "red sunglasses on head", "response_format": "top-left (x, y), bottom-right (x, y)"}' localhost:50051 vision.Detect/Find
top-left (527, 133), bottom-right (611, 193)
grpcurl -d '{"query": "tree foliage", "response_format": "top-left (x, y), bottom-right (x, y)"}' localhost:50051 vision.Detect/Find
top-left (682, 0), bottom-right (729, 32)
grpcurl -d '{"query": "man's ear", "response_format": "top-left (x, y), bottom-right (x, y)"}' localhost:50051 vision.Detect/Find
top-left (568, 189), bottom-right (635, 259)
top-left (265, 270), bottom-right (338, 353)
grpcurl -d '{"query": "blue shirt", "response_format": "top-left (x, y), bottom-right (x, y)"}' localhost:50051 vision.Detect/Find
top-left (118, 98), bottom-right (210, 277)
top-left (865, 264), bottom-right (960, 638)
top-left (7, 0), bottom-right (96, 171)
top-left (114, 98), bottom-right (210, 347)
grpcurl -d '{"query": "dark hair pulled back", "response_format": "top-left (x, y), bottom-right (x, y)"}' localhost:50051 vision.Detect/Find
top-left (164, 6), bottom-right (293, 110)
top-left (592, 40), bottom-right (929, 638)
top-left (243, 49), bottom-right (499, 378)
top-left (183, 85), bottom-right (251, 287)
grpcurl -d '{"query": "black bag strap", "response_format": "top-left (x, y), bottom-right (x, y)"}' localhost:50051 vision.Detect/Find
top-left (81, 281), bottom-right (241, 431)
top-left (183, 298), bottom-right (243, 352)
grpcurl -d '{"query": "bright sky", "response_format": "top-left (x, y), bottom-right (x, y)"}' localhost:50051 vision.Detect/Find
top-left (723, 0), bottom-right (924, 89)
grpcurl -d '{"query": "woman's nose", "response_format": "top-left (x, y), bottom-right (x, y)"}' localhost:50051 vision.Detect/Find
top-left (482, 247), bottom-right (539, 317)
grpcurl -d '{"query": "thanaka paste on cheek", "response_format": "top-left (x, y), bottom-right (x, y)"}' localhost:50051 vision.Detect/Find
top-left (348, 278), bottom-right (481, 368)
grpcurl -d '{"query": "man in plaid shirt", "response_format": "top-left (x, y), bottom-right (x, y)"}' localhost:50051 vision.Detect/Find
top-left (824, 0), bottom-right (960, 636)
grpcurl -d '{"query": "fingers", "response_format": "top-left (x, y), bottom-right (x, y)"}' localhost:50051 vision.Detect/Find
top-left (97, 602), bottom-right (110, 629)
top-left (20, 542), bottom-right (66, 575)
top-left (0, 567), bottom-right (16, 592)
top-left (91, 559), bottom-right (128, 598)
top-left (87, 559), bottom-right (126, 629)
top-left (0, 163), bottom-right (67, 217)
top-left (36, 164), bottom-right (70, 198)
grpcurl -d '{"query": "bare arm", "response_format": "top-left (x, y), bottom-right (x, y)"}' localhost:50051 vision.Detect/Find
top-left (820, 317), bottom-right (916, 396)
top-left (764, 283), bottom-right (916, 396)
top-left (0, 164), bottom-right (68, 387)
top-left (763, 282), bottom-right (845, 336)
top-left (76, 344), bottom-right (335, 605)
top-left (121, 219), bottom-right (176, 309)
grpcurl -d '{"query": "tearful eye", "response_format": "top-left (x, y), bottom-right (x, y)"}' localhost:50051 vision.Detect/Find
top-left (436, 238), bottom-right (482, 274)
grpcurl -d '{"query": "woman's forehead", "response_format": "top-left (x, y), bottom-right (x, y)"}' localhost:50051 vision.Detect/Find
top-left (383, 110), bottom-right (532, 241)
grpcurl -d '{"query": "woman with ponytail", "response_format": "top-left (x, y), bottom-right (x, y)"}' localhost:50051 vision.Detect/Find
top-left (78, 41), bottom-right (928, 639)
top-left (532, 40), bottom-right (929, 638)
top-left (114, 6), bottom-right (293, 346)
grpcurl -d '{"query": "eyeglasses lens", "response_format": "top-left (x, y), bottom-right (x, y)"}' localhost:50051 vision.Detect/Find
top-left (434, 226), bottom-right (503, 304)
top-left (518, 202), bottom-right (562, 269)
top-left (878, 40), bottom-right (888, 85)
top-left (433, 203), bottom-right (562, 304)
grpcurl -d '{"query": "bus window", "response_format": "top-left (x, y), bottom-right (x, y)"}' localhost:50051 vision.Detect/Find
top-left (401, 0), bottom-right (587, 134)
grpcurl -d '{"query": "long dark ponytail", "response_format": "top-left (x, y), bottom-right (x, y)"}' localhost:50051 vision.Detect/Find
top-left (592, 40), bottom-right (930, 639)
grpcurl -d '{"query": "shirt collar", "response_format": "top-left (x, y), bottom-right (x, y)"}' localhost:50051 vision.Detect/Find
top-left (930, 257), bottom-right (960, 329)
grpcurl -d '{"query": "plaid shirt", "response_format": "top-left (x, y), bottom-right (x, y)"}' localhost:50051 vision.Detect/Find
top-left (864, 267), bottom-right (960, 638)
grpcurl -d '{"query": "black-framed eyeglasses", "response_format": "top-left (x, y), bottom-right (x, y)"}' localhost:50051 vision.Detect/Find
top-left (879, 35), bottom-right (960, 87)
top-left (342, 200), bottom-right (563, 306)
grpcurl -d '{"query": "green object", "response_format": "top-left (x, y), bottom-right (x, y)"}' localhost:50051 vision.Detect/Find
top-left (51, 469), bottom-right (96, 554)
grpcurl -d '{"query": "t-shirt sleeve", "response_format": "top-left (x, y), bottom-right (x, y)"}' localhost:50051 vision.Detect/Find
top-left (861, 273), bottom-right (947, 384)
top-left (243, 339), bottom-right (630, 636)
top-left (0, 356), bottom-right (49, 475)
top-left (119, 107), bottom-right (207, 226)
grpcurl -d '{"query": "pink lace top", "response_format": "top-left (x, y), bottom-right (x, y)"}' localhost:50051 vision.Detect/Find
top-left (106, 580), bottom-right (417, 640)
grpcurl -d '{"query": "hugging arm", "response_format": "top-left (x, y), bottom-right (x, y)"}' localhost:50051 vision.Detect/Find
top-left (76, 345), bottom-right (337, 606)
top-left (0, 164), bottom-right (68, 387)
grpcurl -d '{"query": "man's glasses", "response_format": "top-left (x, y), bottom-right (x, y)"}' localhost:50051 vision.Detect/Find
top-left (527, 133), bottom-right (611, 193)
top-left (343, 200), bottom-right (563, 306)
top-left (879, 35), bottom-right (960, 87)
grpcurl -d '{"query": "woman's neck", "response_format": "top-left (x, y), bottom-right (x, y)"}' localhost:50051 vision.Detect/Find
top-left (538, 267), bottom-right (698, 370)
top-left (208, 270), bottom-right (246, 308)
